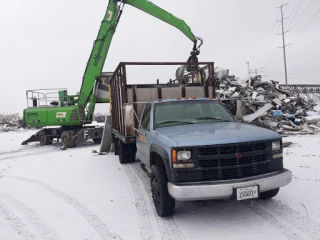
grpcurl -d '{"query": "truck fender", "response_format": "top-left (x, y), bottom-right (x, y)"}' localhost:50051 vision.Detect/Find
top-left (150, 144), bottom-right (171, 182)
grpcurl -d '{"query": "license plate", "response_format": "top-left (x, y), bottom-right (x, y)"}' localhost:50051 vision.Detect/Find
top-left (235, 186), bottom-right (259, 201)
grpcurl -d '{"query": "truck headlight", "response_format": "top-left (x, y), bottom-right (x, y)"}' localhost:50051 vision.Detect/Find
top-left (172, 150), bottom-right (194, 168)
top-left (272, 141), bottom-right (281, 151)
top-left (177, 151), bottom-right (191, 161)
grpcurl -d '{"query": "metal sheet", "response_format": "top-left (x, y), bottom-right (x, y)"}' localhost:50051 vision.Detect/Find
top-left (162, 88), bottom-right (182, 99)
top-left (243, 103), bottom-right (273, 123)
top-left (185, 87), bottom-right (205, 98)
top-left (100, 115), bottom-right (112, 152)
top-left (127, 89), bottom-right (133, 103)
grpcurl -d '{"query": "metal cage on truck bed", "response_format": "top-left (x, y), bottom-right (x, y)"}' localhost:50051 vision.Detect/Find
top-left (107, 62), bottom-right (215, 141)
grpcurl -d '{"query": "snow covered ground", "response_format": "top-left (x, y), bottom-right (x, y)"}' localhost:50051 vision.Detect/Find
top-left (0, 130), bottom-right (320, 240)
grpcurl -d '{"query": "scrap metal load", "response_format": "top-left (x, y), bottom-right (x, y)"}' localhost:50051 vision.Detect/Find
top-left (109, 62), bottom-right (215, 139)
top-left (214, 68), bottom-right (320, 135)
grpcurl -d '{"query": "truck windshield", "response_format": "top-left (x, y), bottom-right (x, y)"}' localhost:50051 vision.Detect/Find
top-left (154, 100), bottom-right (235, 128)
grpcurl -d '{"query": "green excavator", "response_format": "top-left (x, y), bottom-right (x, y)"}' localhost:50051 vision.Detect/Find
top-left (22, 0), bottom-right (203, 148)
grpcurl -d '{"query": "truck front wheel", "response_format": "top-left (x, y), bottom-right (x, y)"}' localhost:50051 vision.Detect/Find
top-left (259, 188), bottom-right (279, 200)
top-left (151, 164), bottom-right (175, 217)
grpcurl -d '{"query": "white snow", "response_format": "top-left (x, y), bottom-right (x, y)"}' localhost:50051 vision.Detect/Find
top-left (0, 130), bottom-right (320, 240)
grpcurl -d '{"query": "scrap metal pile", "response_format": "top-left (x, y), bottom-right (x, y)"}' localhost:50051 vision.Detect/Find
top-left (0, 113), bottom-right (21, 132)
top-left (215, 68), bottom-right (320, 135)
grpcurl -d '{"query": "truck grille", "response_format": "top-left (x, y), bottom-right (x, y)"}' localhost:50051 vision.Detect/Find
top-left (201, 163), bottom-right (269, 181)
top-left (198, 142), bottom-right (268, 156)
top-left (199, 154), bottom-right (268, 168)
top-left (198, 142), bottom-right (272, 181)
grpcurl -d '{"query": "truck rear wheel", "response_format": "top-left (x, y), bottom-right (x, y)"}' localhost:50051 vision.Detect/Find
top-left (118, 141), bottom-right (127, 164)
top-left (259, 188), bottom-right (279, 200)
top-left (118, 141), bottom-right (136, 164)
top-left (127, 144), bottom-right (136, 163)
top-left (151, 164), bottom-right (175, 217)
top-left (61, 131), bottom-right (76, 148)
top-left (114, 140), bottom-right (119, 156)
top-left (38, 131), bottom-right (51, 146)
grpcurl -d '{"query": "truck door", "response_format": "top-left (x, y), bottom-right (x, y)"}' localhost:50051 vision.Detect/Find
top-left (136, 103), bottom-right (152, 166)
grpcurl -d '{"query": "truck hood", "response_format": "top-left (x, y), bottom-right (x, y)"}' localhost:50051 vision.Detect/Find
top-left (156, 122), bottom-right (280, 147)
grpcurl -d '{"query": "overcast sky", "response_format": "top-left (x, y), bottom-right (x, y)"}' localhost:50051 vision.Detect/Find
top-left (0, 0), bottom-right (319, 114)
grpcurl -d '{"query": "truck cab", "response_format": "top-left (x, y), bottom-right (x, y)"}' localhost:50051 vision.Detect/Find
top-left (135, 98), bottom-right (291, 216)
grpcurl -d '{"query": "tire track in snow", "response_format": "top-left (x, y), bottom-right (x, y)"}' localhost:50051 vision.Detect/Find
top-left (5, 176), bottom-right (122, 240)
top-left (242, 201), bottom-right (306, 240)
top-left (0, 146), bottom-right (58, 162)
top-left (0, 145), bottom-right (38, 156)
top-left (0, 200), bottom-right (35, 240)
top-left (129, 163), bottom-right (187, 240)
top-left (0, 191), bottom-right (62, 240)
top-left (256, 199), bottom-right (320, 240)
top-left (122, 165), bottom-right (156, 240)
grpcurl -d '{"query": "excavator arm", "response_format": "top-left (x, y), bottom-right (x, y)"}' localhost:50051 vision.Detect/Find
top-left (125, 0), bottom-right (203, 61)
top-left (125, 0), bottom-right (198, 43)
top-left (80, 0), bottom-right (203, 120)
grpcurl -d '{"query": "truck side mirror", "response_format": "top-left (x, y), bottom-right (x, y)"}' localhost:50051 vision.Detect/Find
top-left (124, 104), bottom-right (135, 127)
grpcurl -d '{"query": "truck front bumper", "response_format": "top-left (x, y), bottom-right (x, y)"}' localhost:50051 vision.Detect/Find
top-left (168, 169), bottom-right (292, 201)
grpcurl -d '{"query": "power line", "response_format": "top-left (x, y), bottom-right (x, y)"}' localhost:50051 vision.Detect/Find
top-left (264, 1), bottom-right (317, 83)
top-left (255, 15), bottom-right (281, 67)
top-left (289, 0), bottom-right (315, 31)
top-left (255, 0), bottom-right (288, 67)
top-left (263, 5), bottom-right (290, 84)
top-left (285, 0), bottom-right (304, 29)
top-left (255, 24), bottom-right (281, 67)
top-left (272, 53), bottom-right (284, 65)
top-left (285, 0), bottom-right (303, 21)
top-left (266, 5), bottom-right (319, 73)
top-left (261, 41), bottom-right (282, 68)
top-left (291, 7), bottom-right (320, 44)
top-left (284, 0), bottom-right (290, 12)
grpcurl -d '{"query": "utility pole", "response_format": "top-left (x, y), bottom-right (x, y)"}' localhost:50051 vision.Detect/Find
top-left (247, 62), bottom-right (264, 76)
top-left (249, 67), bottom-right (264, 77)
top-left (252, 68), bottom-right (263, 76)
top-left (246, 62), bottom-right (250, 75)
top-left (278, 4), bottom-right (289, 85)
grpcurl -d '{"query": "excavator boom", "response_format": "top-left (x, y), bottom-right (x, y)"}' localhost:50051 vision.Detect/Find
top-left (78, 0), bottom-right (120, 109)
top-left (79, 0), bottom-right (203, 119)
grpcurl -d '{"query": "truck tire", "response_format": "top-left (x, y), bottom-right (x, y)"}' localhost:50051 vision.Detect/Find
top-left (61, 131), bottom-right (76, 148)
top-left (93, 138), bottom-right (102, 144)
top-left (114, 140), bottom-right (119, 156)
top-left (118, 140), bottom-right (128, 164)
top-left (118, 141), bottom-right (136, 164)
top-left (127, 144), bottom-right (136, 163)
top-left (38, 131), bottom-right (51, 145)
top-left (259, 188), bottom-right (279, 200)
top-left (151, 164), bottom-right (175, 217)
